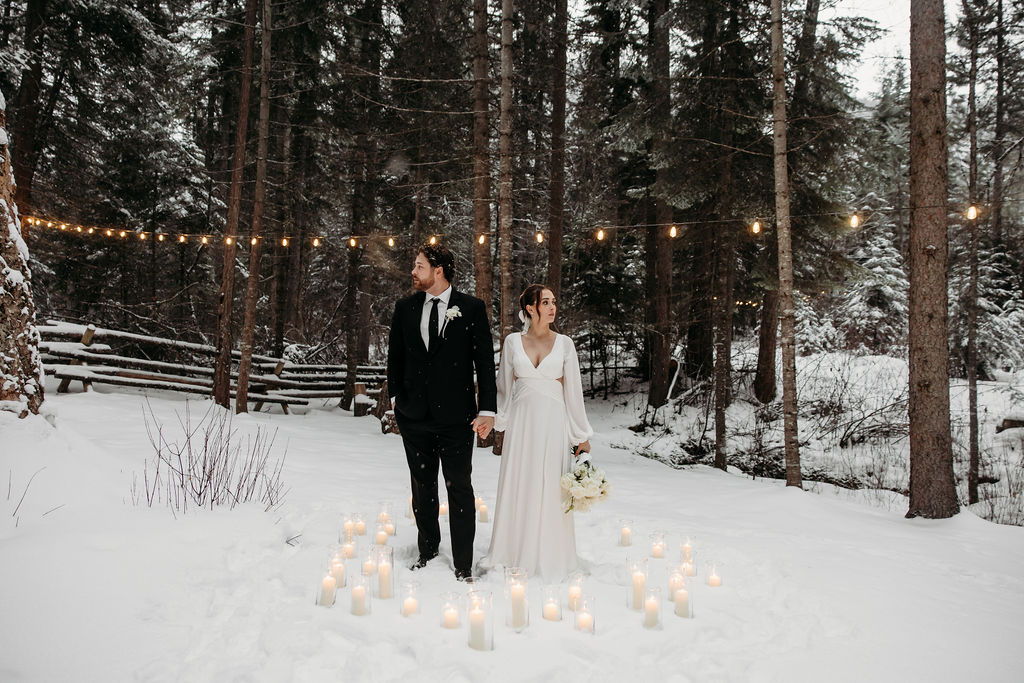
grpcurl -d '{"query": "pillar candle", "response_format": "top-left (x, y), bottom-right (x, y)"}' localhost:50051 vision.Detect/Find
top-left (620, 526), bottom-right (632, 546)
top-left (341, 542), bottom-right (355, 559)
top-left (652, 541), bottom-right (665, 559)
top-left (631, 571), bottom-right (646, 610)
top-left (643, 595), bottom-right (659, 629)
top-left (375, 529), bottom-right (388, 545)
top-left (708, 570), bottom-right (722, 587)
top-left (478, 504), bottom-right (489, 522)
top-left (402, 595), bottom-right (418, 617)
top-left (318, 574), bottom-right (336, 607)
top-left (442, 606), bottom-right (459, 629)
top-left (543, 599), bottom-right (560, 621)
top-left (330, 560), bottom-right (345, 588)
top-left (384, 522), bottom-right (396, 536)
top-left (355, 519), bottom-right (366, 535)
top-left (343, 520), bottom-right (354, 538)
top-left (439, 502), bottom-right (449, 516)
top-left (576, 610), bottom-right (594, 633)
top-left (674, 588), bottom-right (690, 617)
top-left (351, 584), bottom-right (367, 615)
top-left (668, 572), bottom-right (683, 601)
top-left (682, 560), bottom-right (695, 577)
top-left (378, 560), bottom-right (392, 599)
top-left (510, 582), bottom-right (527, 628)
top-left (469, 607), bottom-right (488, 650)
top-left (681, 538), bottom-right (693, 561)
top-left (568, 585), bottom-right (582, 612)
top-left (363, 557), bottom-right (377, 576)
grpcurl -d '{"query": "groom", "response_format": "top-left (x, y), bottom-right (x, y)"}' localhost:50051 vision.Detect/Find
top-left (387, 243), bottom-right (496, 580)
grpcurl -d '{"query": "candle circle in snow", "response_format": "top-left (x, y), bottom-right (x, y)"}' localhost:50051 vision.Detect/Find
top-left (440, 591), bottom-right (461, 629)
top-left (626, 557), bottom-right (648, 611)
top-left (376, 546), bottom-right (394, 599)
top-left (354, 514), bottom-right (367, 536)
top-left (542, 585), bottom-right (561, 621)
top-left (375, 526), bottom-right (388, 546)
top-left (706, 562), bottom-right (722, 587)
top-left (467, 589), bottom-right (494, 651)
top-left (350, 575), bottom-right (371, 616)
top-left (650, 531), bottom-right (666, 559)
top-left (674, 585), bottom-right (691, 618)
top-left (478, 502), bottom-right (489, 523)
top-left (680, 536), bottom-right (694, 562)
top-left (318, 573), bottom-right (336, 607)
top-left (619, 519), bottom-right (633, 547)
top-left (567, 572), bottom-right (584, 612)
top-left (400, 581), bottom-right (420, 617)
top-left (642, 587), bottom-right (662, 630)
top-left (575, 596), bottom-right (596, 634)
top-left (504, 567), bottom-right (529, 631)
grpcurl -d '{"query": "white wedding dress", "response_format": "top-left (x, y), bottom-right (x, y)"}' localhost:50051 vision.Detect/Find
top-left (481, 332), bottom-right (594, 581)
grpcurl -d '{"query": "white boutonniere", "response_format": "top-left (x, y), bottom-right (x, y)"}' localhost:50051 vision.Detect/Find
top-left (441, 305), bottom-right (461, 338)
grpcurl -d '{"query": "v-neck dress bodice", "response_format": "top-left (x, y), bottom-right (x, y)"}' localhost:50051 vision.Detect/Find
top-left (480, 333), bottom-right (594, 581)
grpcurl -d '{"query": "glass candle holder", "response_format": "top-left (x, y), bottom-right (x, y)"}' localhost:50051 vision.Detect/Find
top-left (361, 546), bottom-right (378, 577)
top-left (440, 592), bottom-right (462, 629)
top-left (478, 500), bottom-right (490, 523)
top-left (467, 589), bottom-right (494, 651)
top-left (474, 495), bottom-right (483, 511)
top-left (567, 573), bottom-right (584, 612)
top-left (374, 524), bottom-right (389, 546)
top-left (705, 562), bottom-right (722, 587)
top-left (377, 501), bottom-right (393, 526)
top-left (619, 519), bottom-right (633, 547)
top-left (384, 519), bottom-right (397, 536)
top-left (354, 513), bottom-right (367, 536)
top-left (504, 567), bottom-right (529, 631)
top-left (575, 596), bottom-right (596, 634)
top-left (400, 581), bottom-right (420, 617)
top-left (668, 569), bottom-right (685, 602)
top-left (681, 555), bottom-right (697, 578)
top-left (318, 572), bottom-right (336, 607)
top-left (673, 578), bottom-right (692, 618)
top-left (642, 587), bottom-right (662, 630)
top-left (626, 557), bottom-right (648, 610)
top-left (350, 575), bottom-right (371, 616)
top-left (329, 555), bottom-right (346, 589)
top-left (406, 495), bottom-right (414, 519)
top-left (541, 585), bottom-right (562, 621)
top-left (375, 546), bottom-right (394, 599)
top-left (438, 500), bottom-right (449, 517)
top-left (341, 514), bottom-right (355, 542)
top-left (679, 536), bottom-right (694, 563)
top-left (650, 531), bottom-right (667, 559)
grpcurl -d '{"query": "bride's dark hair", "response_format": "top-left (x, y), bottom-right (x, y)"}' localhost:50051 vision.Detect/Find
top-left (519, 284), bottom-right (558, 330)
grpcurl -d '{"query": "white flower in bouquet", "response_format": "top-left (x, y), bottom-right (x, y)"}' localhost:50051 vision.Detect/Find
top-left (560, 455), bottom-right (610, 513)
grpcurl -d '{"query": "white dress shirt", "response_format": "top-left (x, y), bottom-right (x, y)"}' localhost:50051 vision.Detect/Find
top-left (419, 285), bottom-right (452, 349)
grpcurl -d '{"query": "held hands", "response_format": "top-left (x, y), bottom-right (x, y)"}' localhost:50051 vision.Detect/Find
top-left (471, 415), bottom-right (495, 439)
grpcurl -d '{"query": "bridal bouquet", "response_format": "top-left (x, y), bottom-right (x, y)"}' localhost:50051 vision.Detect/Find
top-left (560, 455), bottom-right (610, 513)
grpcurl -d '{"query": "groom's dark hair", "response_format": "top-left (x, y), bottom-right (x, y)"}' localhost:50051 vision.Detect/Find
top-left (418, 243), bottom-right (455, 282)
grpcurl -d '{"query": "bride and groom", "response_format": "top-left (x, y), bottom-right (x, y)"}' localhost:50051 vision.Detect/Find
top-left (386, 243), bottom-right (593, 582)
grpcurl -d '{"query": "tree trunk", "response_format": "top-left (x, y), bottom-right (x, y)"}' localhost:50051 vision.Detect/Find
top-left (964, 0), bottom-right (980, 505)
top-left (236, 0), bottom-right (272, 413)
top-left (991, 0), bottom-right (1004, 243)
top-left (646, 0), bottom-right (673, 409)
top-left (754, 289), bottom-right (779, 403)
top-left (771, 0), bottom-right (801, 487)
top-left (498, 0), bottom-right (515, 341)
top-left (10, 0), bottom-right (48, 213)
top-left (906, 0), bottom-right (958, 518)
top-left (473, 0), bottom-right (493, 312)
top-left (547, 0), bottom-right (568, 301)
top-left (0, 98), bottom-right (44, 417)
top-left (213, 0), bottom-right (257, 408)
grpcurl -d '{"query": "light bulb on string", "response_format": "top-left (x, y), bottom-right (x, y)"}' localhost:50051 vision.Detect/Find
top-left (349, 237), bottom-right (357, 248)
top-left (967, 205), bottom-right (979, 220)
top-left (87, 228), bottom-right (95, 235)
top-left (75, 226), bottom-right (82, 233)
top-left (313, 237), bottom-right (321, 247)
top-left (105, 229), bottom-right (114, 237)
top-left (60, 224), bottom-right (67, 231)
top-left (201, 235), bottom-right (209, 244)
top-left (429, 235), bottom-right (437, 245)
top-left (119, 231), bottom-right (127, 238)
top-left (535, 231), bottom-right (544, 243)
top-left (157, 234), bottom-right (165, 242)
top-left (281, 237), bottom-right (289, 247)
top-left (225, 236), bottom-right (233, 245)
top-left (669, 225), bottom-right (678, 238)
top-left (750, 220), bottom-right (762, 235)
top-left (178, 235), bottom-right (187, 243)
top-left (251, 237), bottom-right (258, 246)
top-left (388, 236), bottom-right (395, 248)
top-left (139, 232), bottom-right (146, 240)
top-left (477, 234), bottom-right (486, 245)
top-left (849, 214), bottom-right (860, 228)
top-left (596, 228), bottom-right (606, 241)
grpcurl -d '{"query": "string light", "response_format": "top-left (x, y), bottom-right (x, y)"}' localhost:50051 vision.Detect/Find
top-left (596, 228), bottom-right (606, 241)
top-left (75, 226), bottom-right (82, 233)
top-left (849, 214), bottom-right (860, 228)
top-left (119, 230), bottom-right (127, 238)
top-left (313, 237), bottom-right (321, 247)
top-left (388, 237), bottom-right (395, 247)
top-left (535, 231), bottom-right (544, 243)
top-left (157, 234), bottom-right (165, 241)
top-left (750, 220), bottom-right (762, 235)
top-left (139, 232), bottom-right (146, 240)
top-left (669, 225), bottom-right (678, 238)
top-left (477, 234), bottom-right (486, 245)
top-left (281, 237), bottom-right (289, 247)
top-left (429, 235), bottom-right (437, 245)
top-left (178, 235), bottom-right (187, 243)
top-left (225, 236), bottom-right (233, 245)
top-left (349, 237), bottom-right (357, 248)
top-left (87, 227), bottom-right (95, 234)
top-left (251, 237), bottom-right (257, 246)
top-left (201, 235), bottom-right (209, 244)
top-left (967, 205), bottom-right (979, 220)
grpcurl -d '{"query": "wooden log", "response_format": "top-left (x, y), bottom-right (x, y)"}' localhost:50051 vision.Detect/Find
top-left (57, 326), bottom-right (97, 393)
top-left (353, 382), bottom-right (370, 417)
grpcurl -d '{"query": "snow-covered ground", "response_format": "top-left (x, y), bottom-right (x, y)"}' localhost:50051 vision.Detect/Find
top-left (3, 376), bottom-right (1024, 682)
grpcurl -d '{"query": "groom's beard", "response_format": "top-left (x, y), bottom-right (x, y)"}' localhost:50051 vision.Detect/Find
top-left (412, 274), bottom-right (434, 291)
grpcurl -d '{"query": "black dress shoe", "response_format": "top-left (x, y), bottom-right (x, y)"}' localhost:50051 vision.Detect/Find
top-left (454, 567), bottom-right (473, 582)
top-left (410, 553), bottom-right (437, 570)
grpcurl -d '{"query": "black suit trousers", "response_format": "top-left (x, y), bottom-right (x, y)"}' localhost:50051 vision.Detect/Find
top-left (396, 412), bottom-right (475, 572)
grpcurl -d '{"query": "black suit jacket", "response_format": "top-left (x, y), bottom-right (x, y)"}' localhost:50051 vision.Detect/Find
top-left (387, 289), bottom-right (497, 425)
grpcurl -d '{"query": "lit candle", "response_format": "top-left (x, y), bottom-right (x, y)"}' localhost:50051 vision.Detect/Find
top-left (576, 610), bottom-right (594, 633)
top-left (378, 559), bottom-right (393, 599)
top-left (674, 587), bottom-right (690, 617)
top-left (631, 570), bottom-right (646, 610)
top-left (343, 519), bottom-right (355, 538)
top-left (351, 584), bottom-right (367, 615)
top-left (620, 525), bottom-right (632, 546)
top-left (668, 572), bottom-right (683, 601)
top-left (402, 595), bottom-right (419, 617)
top-left (568, 585), bottom-right (582, 612)
top-left (643, 595), bottom-right (660, 629)
top-left (355, 519), bottom-right (367, 535)
top-left (469, 606), bottom-right (488, 650)
top-left (375, 528), bottom-right (388, 545)
top-left (652, 541), bottom-right (665, 559)
top-left (478, 503), bottom-right (489, 522)
top-left (319, 574), bottom-right (336, 607)
top-left (341, 542), bottom-right (355, 559)
top-left (682, 560), bottom-right (695, 577)
top-left (474, 496), bottom-right (482, 511)
top-left (442, 606), bottom-right (459, 629)
top-left (439, 501), bottom-right (449, 516)
top-left (708, 567), bottom-right (722, 587)
top-left (363, 557), bottom-right (377, 576)
top-left (543, 599), bottom-right (560, 621)
top-left (681, 538), bottom-right (693, 561)
top-left (330, 560), bottom-right (345, 588)
top-left (384, 522), bottom-right (396, 536)
top-left (378, 511), bottom-right (389, 524)
top-left (510, 582), bottom-right (528, 628)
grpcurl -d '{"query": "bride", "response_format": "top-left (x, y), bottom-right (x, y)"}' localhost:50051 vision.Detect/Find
top-left (480, 284), bottom-right (594, 581)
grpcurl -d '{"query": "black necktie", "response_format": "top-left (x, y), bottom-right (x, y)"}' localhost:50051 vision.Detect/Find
top-left (428, 297), bottom-right (440, 352)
